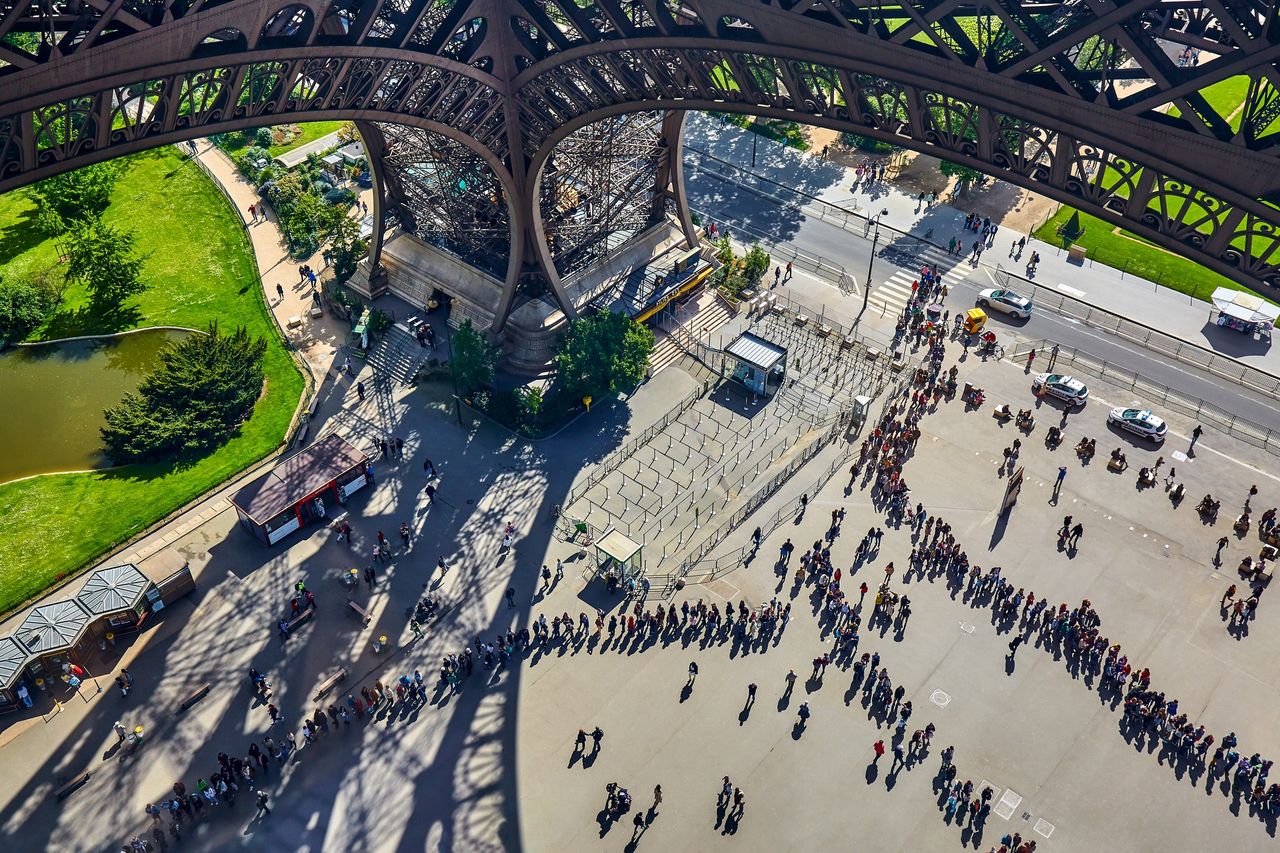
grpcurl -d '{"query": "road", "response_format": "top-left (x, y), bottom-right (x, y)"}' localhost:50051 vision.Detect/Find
top-left (684, 165), bottom-right (1280, 431)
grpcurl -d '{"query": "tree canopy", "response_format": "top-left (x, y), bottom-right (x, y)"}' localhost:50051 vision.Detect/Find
top-left (0, 275), bottom-right (51, 342)
top-left (101, 323), bottom-right (267, 463)
top-left (450, 319), bottom-right (498, 396)
top-left (64, 218), bottom-right (149, 314)
top-left (28, 161), bottom-right (122, 222)
top-left (554, 311), bottom-right (655, 403)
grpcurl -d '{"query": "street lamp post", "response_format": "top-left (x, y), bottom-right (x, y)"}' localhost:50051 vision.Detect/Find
top-left (857, 208), bottom-right (890, 322)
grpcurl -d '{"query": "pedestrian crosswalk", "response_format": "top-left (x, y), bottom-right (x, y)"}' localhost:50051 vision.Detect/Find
top-left (867, 243), bottom-right (973, 319)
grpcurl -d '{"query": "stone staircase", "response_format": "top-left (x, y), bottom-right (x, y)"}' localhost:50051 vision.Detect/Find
top-left (649, 294), bottom-right (735, 376)
top-left (365, 318), bottom-right (436, 387)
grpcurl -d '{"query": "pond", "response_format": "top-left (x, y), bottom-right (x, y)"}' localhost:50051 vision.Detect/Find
top-left (0, 328), bottom-right (190, 484)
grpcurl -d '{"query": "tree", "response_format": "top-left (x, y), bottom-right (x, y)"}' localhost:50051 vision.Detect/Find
top-left (321, 203), bottom-right (365, 282)
top-left (64, 218), bottom-right (149, 313)
top-left (100, 323), bottom-right (266, 462)
top-left (515, 385), bottom-right (545, 432)
top-left (938, 159), bottom-right (983, 188)
top-left (255, 127), bottom-right (274, 148)
top-left (742, 243), bottom-right (771, 285)
top-left (0, 275), bottom-right (51, 341)
top-left (554, 311), bottom-right (655, 403)
top-left (450, 319), bottom-right (498, 396)
top-left (28, 161), bottom-right (122, 222)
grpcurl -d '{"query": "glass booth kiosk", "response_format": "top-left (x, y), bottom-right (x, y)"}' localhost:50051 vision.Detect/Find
top-left (595, 530), bottom-right (643, 589)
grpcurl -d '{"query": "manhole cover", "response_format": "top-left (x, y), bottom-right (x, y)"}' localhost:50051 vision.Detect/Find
top-left (994, 789), bottom-right (1022, 820)
top-left (466, 498), bottom-right (474, 505)
top-left (959, 622), bottom-right (975, 634)
top-left (929, 689), bottom-right (951, 708)
top-left (1034, 818), bottom-right (1056, 838)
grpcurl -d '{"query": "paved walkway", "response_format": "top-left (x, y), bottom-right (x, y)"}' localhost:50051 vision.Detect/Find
top-left (189, 140), bottom-right (355, 385)
top-left (684, 113), bottom-right (1280, 378)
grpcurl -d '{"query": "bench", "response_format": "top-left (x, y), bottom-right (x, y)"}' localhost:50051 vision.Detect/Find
top-left (177, 683), bottom-right (211, 714)
top-left (286, 608), bottom-right (314, 632)
top-left (347, 599), bottom-right (371, 625)
top-left (54, 772), bottom-right (90, 800)
top-left (314, 668), bottom-right (348, 701)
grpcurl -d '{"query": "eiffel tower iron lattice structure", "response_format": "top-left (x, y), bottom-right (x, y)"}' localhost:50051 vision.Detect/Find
top-left (4, 0), bottom-right (1280, 345)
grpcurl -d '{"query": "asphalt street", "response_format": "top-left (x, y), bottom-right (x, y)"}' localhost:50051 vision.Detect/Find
top-left (685, 166), bottom-right (1280, 432)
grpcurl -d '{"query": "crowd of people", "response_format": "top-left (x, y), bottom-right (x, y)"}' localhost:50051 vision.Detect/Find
top-left (115, 272), bottom-right (1276, 851)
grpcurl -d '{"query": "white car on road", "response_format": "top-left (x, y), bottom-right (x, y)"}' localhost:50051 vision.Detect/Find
top-left (1108, 407), bottom-right (1167, 443)
top-left (977, 288), bottom-right (1034, 319)
top-left (1031, 373), bottom-right (1089, 407)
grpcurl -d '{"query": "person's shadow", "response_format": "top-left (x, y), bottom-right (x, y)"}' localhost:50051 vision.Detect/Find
top-left (778, 683), bottom-right (793, 712)
top-left (1005, 653), bottom-right (1017, 676)
top-left (714, 800), bottom-right (727, 829)
top-left (865, 761), bottom-right (879, 784)
top-left (680, 682), bottom-right (694, 703)
top-left (792, 717), bottom-right (807, 739)
top-left (739, 697), bottom-right (754, 726)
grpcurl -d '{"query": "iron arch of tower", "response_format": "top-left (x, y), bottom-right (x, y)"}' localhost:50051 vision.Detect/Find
top-left (4, 0), bottom-right (1280, 335)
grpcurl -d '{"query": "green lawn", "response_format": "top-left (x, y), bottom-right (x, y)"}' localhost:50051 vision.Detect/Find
top-left (0, 146), bottom-right (305, 615)
top-left (1034, 206), bottom-right (1276, 307)
top-left (216, 121), bottom-right (346, 158)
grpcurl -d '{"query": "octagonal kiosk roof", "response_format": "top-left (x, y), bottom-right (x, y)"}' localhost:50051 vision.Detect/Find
top-left (76, 564), bottom-right (150, 616)
top-left (0, 636), bottom-right (29, 690)
top-left (17, 600), bottom-right (92, 655)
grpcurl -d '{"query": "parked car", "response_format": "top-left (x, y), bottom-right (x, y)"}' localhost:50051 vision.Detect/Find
top-left (977, 288), bottom-right (1034, 319)
top-left (1108, 407), bottom-right (1167, 443)
top-left (1031, 373), bottom-right (1089, 407)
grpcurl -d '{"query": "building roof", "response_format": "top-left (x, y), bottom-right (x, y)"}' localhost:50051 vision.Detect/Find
top-left (725, 332), bottom-right (786, 372)
top-left (598, 529), bottom-right (642, 562)
top-left (231, 433), bottom-right (367, 524)
top-left (76, 564), bottom-right (150, 616)
top-left (17, 600), bottom-right (92, 654)
top-left (0, 636), bottom-right (29, 690)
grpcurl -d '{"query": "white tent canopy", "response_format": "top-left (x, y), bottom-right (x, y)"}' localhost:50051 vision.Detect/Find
top-left (1211, 288), bottom-right (1280, 325)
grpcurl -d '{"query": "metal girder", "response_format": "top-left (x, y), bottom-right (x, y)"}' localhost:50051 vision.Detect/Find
top-left (1, 0), bottom-right (1280, 322)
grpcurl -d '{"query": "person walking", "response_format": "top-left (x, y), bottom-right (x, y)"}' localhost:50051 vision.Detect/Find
top-left (1055, 466), bottom-right (1067, 494)
top-left (1191, 424), bottom-right (1203, 450)
top-left (1069, 522), bottom-right (1084, 545)
top-left (1008, 635), bottom-right (1023, 656)
top-left (356, 381), bottom-right (365, 401)
top-left (651, 784), bottom-right (662, 817)
top-left (687, 661), bottom-right (699, 685)
top-left (275, 283), bottom-right (284, 302)
top-left (505, 587), bottom-right (516, 608)
top-left (873, 739), bottom-right (886, 762)
top-left (255, 791), bottom-right (270, 816)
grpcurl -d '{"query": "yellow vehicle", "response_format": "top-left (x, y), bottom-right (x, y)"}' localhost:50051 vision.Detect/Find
top-left (964, 308), bottom-right (987, 335)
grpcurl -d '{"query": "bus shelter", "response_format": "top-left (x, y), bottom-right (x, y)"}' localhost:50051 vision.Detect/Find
top-left (595, 529), bottom-right (643, 585)
top-left (724, 332), bottom-right (786, 396)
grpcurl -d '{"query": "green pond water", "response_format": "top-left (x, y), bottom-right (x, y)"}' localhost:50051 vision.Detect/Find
top-left (0, 329), bottom-right (188, 484)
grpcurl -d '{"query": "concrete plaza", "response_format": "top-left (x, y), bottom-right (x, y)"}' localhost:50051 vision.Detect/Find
top-left (1, 322), bottom-right (1277, 852)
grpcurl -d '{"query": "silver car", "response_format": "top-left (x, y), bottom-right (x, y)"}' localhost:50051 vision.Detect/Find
top-left (1108, 407), bottom-right (1167, 443)
top-left (977, 288), bottom-right (1034, 319)
top-left (1031, 373), bottom-right (1089, 407)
